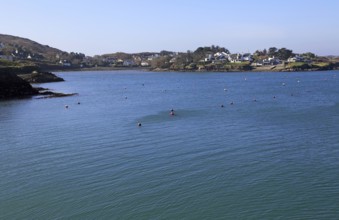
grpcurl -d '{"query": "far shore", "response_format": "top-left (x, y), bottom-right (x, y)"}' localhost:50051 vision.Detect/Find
top-left (52, 65), bottom-right (339, 73)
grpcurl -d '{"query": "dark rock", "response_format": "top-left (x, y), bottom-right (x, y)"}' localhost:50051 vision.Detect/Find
top-left (0, 67), bottom-right (73, 100)
top-left (33, 86), bottom-right (77, 99)
top-left (35, 87), bottom-right (49, 91)
top-left (35, 92), bottom-right (78, 99)
top-left (18, 71), bottom-right (64, 83)
top-left (0, 72), bottom-right (38, 99)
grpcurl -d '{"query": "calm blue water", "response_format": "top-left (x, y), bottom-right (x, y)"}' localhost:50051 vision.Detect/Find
top-left (1, 70), bottom-right (339, 219)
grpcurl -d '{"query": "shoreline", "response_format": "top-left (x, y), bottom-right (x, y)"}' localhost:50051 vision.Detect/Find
top-left (51, 66), bottom-right (339, 73)
top-left (1, 65), bottom-right (338, 101)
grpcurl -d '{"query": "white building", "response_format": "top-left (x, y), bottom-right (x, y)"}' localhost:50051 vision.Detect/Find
top-left (141, 61), bottom-right (149, 67)
top-left (60, 60), bottom-right (71, 66)
top-left (288, 55), bottom-right (304, 63)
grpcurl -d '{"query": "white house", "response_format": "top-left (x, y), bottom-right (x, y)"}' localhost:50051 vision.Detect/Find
top-left (242, 53), bottom-right (253, 62)
top-left (60, 60), bottom-right (71, 67)
top-left (213, 52), bottom-right (230, 61)
top-left (228, 53), bottom-right (243, 63)
top-left (288, 55), bottom-right (304, 62)
top-left (147, 54), bottom-right (160, 61)
top-left (260, 57), bottom-right (281, 65)
top-left (205, 54), bottom-right (214, 62)
top-left (169, 57), bottom-right (177, 63)
top-left (141, 61), bottom-right (149, 67)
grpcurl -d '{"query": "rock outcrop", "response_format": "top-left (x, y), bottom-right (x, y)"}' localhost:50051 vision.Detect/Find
top-left (0, 71), bottom-right (38, 99)
top-left (18, 71), bottom-right (64, 83)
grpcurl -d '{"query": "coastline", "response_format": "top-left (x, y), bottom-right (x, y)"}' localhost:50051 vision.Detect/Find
top-left (0, 67), bottom-right (75, 100)
top-left (149, 66), bottom-right (339, 73)
top-left (49, 65), bottom-right (339, 73)
top-left (1, 64), bottom-right (338, 100)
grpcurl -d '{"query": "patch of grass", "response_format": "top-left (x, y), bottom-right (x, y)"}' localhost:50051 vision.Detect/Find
top-left (224, 61), bottom-right (252, 70)
top-left (312, 62), bottom-right (330, 68)
top-left (287, 62), bottom-right (310, 69)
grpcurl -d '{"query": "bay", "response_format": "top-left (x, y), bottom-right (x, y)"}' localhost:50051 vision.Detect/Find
top-left (1, 70), bottom-right (339, 219)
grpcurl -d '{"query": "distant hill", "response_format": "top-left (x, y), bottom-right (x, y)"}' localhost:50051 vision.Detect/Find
top-left (1, 33), bottom-right (338, 72)
top-left (0, 34), bottom-right (67, 62)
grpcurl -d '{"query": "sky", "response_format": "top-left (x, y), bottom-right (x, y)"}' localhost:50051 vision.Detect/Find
top-left (1, 0), bottom-right (339, 56)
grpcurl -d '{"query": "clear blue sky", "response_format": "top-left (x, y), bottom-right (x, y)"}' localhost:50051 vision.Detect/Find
top-left (1, 0), bottom-right (339, 56)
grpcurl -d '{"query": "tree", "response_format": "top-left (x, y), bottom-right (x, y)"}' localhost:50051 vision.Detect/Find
top-left (151, 56), bottom-right (171, 69)
top-left (192, 48), bottom-right (206, 63)
top-left (254, 50), bottom-right (266, 56)
top-left (276, 48), bottom-right (293, 60)
top-left (302, 52), bottom-right (316, 59)
top-left (263, 49), bottom-right (267, 56)
top-left (170, 52), bottom-right (194, 70)
top-left (192, 46), bottom-right (230, 63)
top-left (268, 47), bottom-right (278, 57)
top-left (160, 50), bottom-right (174, 56)
top-left (193, 45), bottom-right (229, 54)
top-left (186, 50), bottom-right (193, 63)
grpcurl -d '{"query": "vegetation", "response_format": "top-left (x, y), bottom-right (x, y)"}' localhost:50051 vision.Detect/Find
top-left (224, 62), bottom-right (252, 71)
top-left (287, 62), bottom-right (311, 70)
top-left (311, 62), bottom-right (334, 70)
top-left (1, 34), bottom-right (339, 72)
top-left (0, 34), bottom-right (86, 69)
top-left (193, 45), bottom-right (229, 63)
top-left (254, 47), bottom-right (293, 61)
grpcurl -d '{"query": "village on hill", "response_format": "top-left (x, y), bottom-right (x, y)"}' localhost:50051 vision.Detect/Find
top-left (1, 34), bottom-right (339, 72)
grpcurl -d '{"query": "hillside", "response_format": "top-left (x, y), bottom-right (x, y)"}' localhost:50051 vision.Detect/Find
top-left (0, 34), bottom-right (63, 54)
top-left (1, 33), bottom-right (338, 72)
top-left (0, 34), bottom-right (68, 62)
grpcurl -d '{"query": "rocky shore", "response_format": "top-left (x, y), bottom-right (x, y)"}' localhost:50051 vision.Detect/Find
top-left (0, 67), bottom-right (74, 100)
top-left (0, 71), bottom-right (38, 99)
top-left (18, 71), bottom-right (64, 83)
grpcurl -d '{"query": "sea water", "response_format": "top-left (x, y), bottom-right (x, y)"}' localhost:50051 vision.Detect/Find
top-left (1, 70), bottom-right (339, 219)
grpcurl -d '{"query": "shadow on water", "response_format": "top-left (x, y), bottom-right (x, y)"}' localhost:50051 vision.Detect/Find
top-left (136, 109), bottom-right (206, 124)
